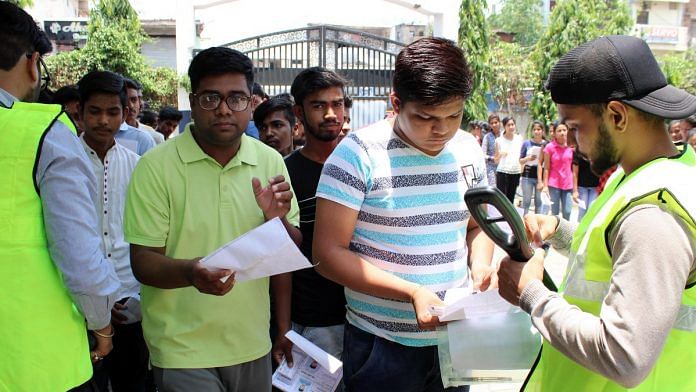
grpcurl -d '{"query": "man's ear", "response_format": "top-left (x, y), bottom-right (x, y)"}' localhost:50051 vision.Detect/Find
top-left (390, 92), bottom-right (401, 114)
top-left (293, 104), bottom-right (304, 123)
top-left (25, 52), bottom-right (40, 85)
top-left (606, 101), bottom-right (628, 134)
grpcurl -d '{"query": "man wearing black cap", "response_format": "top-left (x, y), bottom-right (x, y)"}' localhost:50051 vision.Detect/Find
top-left (497, 35), bottom-right (696, 390)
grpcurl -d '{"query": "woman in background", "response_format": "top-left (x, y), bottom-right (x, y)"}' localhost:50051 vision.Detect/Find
top-left (494, 117), bottom-right (523, 202)
top-left (542, 121), bottom-right (574, 220)
top-left (481, 113), bottom-right (501, 186)
top-left (519, 121), bottom-right (547, 215)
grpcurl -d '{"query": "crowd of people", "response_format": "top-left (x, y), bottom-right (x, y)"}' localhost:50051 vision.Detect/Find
top-left (2, 2), bottom-right (695, 392)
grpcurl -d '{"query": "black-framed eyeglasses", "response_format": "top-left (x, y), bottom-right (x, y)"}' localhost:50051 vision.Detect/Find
top-left (193, 93), bottom-right (251, 112)
top-left (26, 53), bottom-right (51, 90)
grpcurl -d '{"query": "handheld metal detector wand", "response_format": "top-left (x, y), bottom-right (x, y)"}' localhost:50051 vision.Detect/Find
top-left (464, 186), bottom-right (557, 292)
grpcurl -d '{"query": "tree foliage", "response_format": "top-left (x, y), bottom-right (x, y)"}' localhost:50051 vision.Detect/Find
top-left (529, 0), bottom-right (632, 124)
top-left (45, 0), bottom-right (177, 109)
top-left (7, 0), bottom-right (34, 8)
top-left (659, 50), bottom-right (696, 96)
top-left (488, 0), bottom-right (544, 47)
top-left (489, 40), bottom-right (537, 114)
top-left (458, 0), bottom-right (492, 123)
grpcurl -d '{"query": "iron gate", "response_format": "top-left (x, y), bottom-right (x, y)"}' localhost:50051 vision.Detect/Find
top-left (221, 25), bottom-right (405, 130)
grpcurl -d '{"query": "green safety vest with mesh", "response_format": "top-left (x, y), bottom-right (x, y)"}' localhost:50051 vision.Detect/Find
top-left (524, 145), bottom-right (696, 391)
top-left (0, 102), bottom-right (92, 391)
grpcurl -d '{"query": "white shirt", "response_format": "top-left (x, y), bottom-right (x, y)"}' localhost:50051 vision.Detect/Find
top-left (80, 136), bottom-right (141, 301)
top-left (139, 121), bottom-right (165, 145)
top-left (496, 134), bottom-right (523, 174)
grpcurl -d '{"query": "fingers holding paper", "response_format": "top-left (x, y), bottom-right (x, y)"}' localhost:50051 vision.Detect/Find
top-left (191, 259), bottom-right (236, 296)
top-left (410, 286), bottom-right (446, 330)
top-left (252, 175), bottom-right (294, 221)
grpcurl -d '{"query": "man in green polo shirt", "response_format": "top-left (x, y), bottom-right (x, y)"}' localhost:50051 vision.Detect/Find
top-left (124, 47), bottom-right (300, 392)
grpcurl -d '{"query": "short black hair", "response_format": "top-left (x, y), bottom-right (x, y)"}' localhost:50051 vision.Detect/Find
top-left (0, 2), bottom-right (52, 70)
top-left (77, 71), bottom-right (127, 109)
top-left (344, 95), bottom-right (353, 109)
top-left (252, 82), bottom-right (268, 99)
top-left (393, 37), bottom-right (472, 106)
top-left (158, 106), bottom-right (183, 122)
top-left (291, 67), bottom-right (347, 107)
top-left (123, 78), bottom-right (142, 91)
top-left (502, 117), bottom-right (515, 127)
top-left (52, 85), bottom-right (80, 106)
top-left (188, 47), bottom-right (254, 94)
top-left (140, 109), bottom-right (158, 125)
top-left (274, 92), bottom-right (295, 104)
top-left (254, 96), bottom-right (296, 129)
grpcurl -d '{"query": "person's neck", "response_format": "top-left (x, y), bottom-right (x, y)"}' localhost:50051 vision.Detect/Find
top-left (0, 71), bottom-right (29, 103)
top-left (532, 136), bottom-right (543, 143)
top-left (300, 136), bottom-right (338, 164)
top-left (504, 131), bottom-right (514, 140)
top-left (126, 118), bottom-right (138, 128)
top-left (84, 135), bottom-right (115, 163)
top-left (191, 127), bottom-right (240, 167)
top-left (621, 133), bottom-right (678, 175)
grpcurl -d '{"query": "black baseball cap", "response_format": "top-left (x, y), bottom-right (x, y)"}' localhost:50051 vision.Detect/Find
top-left (546, 35), bottom-right (696, 119)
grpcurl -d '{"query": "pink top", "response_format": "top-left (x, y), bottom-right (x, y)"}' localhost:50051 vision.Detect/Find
top-left (544, 140), bottom-right (574, 190)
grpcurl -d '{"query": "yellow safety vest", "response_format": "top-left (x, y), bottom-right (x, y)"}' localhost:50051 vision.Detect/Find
top-left (525, 145), bottom-right (696, 391)
top-left (0, 102), bottom-right (92, 391)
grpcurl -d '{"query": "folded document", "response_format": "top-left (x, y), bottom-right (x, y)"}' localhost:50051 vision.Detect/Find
top-left (200, 217), bottom-right (312, 282)
top-left (272, 330), bottom-right (343, 392)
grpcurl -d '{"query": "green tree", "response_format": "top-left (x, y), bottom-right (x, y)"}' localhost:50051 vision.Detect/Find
top-left (489, 40), bottom-right (537, 114)
top-left (6, 0), bottom-right (34, 8)
top-left (488, 0), bottom-right (544, 47)
top-left (659, 50), bottom-right (696, 96)
top-left (529, 0), bottom-right (632, 124)
top-left (46, 0), bottom-right (178, 109)
top-left (459, 0), bottom-right (492, 122)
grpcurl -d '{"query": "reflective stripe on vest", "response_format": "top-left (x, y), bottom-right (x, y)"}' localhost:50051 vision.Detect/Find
top-left (0, 102), bottom-right (91, 391)
top-left (526, 146), bottom-right (696, 391)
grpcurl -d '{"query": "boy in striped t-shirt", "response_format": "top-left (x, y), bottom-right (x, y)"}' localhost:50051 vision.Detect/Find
top-left (314, 38), bottom-right (495, 392)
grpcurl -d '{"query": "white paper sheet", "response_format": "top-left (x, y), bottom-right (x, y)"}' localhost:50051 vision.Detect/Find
top-left (431, 288), bottom-right (513, 322)
top-left (272, 330), bottom-right (343, 392)
top-left (526, 146), bottom-right (541, 166)
top-left (200, 217), bottom-right (312, 282)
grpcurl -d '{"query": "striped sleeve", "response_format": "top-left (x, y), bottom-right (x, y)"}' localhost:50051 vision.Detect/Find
top-left (316, 135), bottom-right (371, 211)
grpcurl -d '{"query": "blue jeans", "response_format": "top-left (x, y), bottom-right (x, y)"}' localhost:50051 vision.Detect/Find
top-left (576, 186), bottom-right (598, 220)
top-left (549, 186), bottom-right (572, 220)
top-left (342, 323), bottom-right (468, 392)
top-left (292, 322), bottom-right (344, 360)
top-left (520, 176), bottom-right (542, 216)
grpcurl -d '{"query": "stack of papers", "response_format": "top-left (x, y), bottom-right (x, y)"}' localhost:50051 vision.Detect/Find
top-left (272, 330), bottom-right (343, 392)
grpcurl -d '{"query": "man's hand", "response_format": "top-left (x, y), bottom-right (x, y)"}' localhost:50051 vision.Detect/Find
top-left (272, 333), bottom-right (294, 367)
top-left (497, 248), bottom-right (545, 306)
top-left (252, 175), bottom-right (293, 221)
top-left (90, 324), bottom-right (114, 363)
top-left (410, 286), bottom-right (445, 330)
top-left (471, 261), bottom-right (499, 292)
top-left (189, 259), bottom-right (235, 296)
top-left (524, 213), bottom-right (559, 246)
top-left (110, 302), bottom-right (129, 325)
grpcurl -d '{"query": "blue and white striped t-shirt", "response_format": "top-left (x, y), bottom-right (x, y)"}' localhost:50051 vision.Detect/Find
top-left (316, 120), bottom-right (487, 346)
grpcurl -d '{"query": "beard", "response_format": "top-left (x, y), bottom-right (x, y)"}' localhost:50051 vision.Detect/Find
top-left (589, 122), bottom-right (620, 176)
top-left (304, 121), bottom-right (341, 142)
